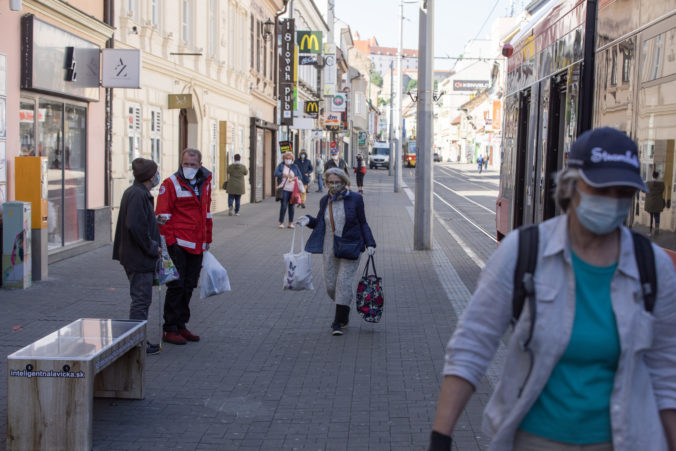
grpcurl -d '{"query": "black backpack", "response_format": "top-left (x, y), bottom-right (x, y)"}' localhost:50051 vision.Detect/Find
top-left (512, 225), bottom-right (657, 339)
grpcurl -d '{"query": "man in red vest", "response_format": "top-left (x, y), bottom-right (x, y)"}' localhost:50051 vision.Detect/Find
top-left (156, 148), bottom-right (213, 345)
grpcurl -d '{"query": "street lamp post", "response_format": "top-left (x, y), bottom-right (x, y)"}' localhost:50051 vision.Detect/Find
top-left (414, 0), bottom-right (434, 250)
top-left (394, 0), bottom-right (404, 193)
top-left (388, 61), bottom-right (394, 177)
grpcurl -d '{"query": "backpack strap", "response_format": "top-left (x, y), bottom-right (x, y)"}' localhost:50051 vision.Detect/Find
top-left (631, 231), bottom-right (657, 313)
top-left (512, 225), bottom-right (539, 325)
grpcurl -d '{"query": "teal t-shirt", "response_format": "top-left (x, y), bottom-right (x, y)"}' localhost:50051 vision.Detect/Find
top-left (519, 250), bottom-right (620, 444)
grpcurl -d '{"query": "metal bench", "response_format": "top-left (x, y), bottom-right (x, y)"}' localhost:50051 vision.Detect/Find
top-left (7, 318), bottom-right (146, 450)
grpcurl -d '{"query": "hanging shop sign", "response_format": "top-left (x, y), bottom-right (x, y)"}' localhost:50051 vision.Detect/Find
top-left (323, 43), bottom-right (336, 96)
top-left (168, 94), bottom-right (193, 109)
top-left (299, 55), bottom-right (318, 65)
top-left (324, 112), bottom-right (340, 131)
top-left (279, 19), bottom-right (295, 125)
top-left (331, 93), bottom-right (346, 112)
top-left (101, 49), bottom-right (142, 88)
top-left (452, 79), bottom-right (490, 92)
top-left (297, 31), bottom-right (323, 54)
top-left (304, 101), bottom-right (319, 118)
top-left (279, 140), bottom-right (292, 153)
top-left (358, 131), bottom-right (367, 145)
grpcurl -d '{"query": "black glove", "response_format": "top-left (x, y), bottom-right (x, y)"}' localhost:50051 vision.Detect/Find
top-left (428, 430), bottom-right (452, 451)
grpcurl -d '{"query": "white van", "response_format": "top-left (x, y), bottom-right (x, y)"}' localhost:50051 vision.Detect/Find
top-left (370, 141), bottom-right (390, 170)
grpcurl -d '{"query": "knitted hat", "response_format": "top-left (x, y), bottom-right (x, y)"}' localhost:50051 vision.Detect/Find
top-left (132, 158), bottom-right (158, 182)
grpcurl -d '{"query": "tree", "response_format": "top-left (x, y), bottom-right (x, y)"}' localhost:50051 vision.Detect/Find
top-left (406, 79), bottom-right (418, 93)
top-left (370, 70), bottom-right (383, 88)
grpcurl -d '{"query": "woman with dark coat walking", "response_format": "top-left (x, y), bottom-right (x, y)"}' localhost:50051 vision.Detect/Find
top-left (297, 168), bottom-right (376, 336)
top-left (645, 170), bottom-right (666, 235)
top-left (353, 154), bottom-right (366, 194)
top-left (274, 151), bottom-right (303, 228)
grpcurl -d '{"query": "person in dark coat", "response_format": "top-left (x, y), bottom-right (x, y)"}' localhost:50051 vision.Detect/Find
top-left (296, 168), bottom-right (376, 336)
top-left (353, 154), bottom-right (366, 194)
top-left (645, 170), bottom-right (666, 235)
top-left (325, 148), bottom-right (348, 173)
top-left (113, 158), bottom-right (162, 355)
top-left (294, 150), bottom-right (313, 208)
top-left (226, 154), bottom-right (248, 216)
top-left (274, 151), bottom-right (303, 228)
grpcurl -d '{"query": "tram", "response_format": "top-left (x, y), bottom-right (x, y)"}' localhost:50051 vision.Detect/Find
top-left (496, 0), bottom-right (676, 241)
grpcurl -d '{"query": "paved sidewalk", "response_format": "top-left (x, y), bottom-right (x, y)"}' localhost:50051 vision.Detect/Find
top-left (0, 170), bottom-right (490, 450)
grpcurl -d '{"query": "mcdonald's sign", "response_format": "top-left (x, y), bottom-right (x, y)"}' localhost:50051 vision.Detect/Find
top-left (304, 101), bottom-right (319, 118)
top-left (297, 31), bottom-right (322, 54)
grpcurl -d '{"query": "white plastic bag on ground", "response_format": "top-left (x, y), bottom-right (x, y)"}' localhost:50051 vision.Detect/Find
top-left (283, 226), bottom-right (314, 290)
top-left (200, 251), bottom-right (231, 298)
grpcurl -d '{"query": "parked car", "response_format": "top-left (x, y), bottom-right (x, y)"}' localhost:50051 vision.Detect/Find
top-left (433, 152), bottom-right (442, 162)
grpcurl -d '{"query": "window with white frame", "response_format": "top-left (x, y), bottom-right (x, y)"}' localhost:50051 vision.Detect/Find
top-left (208, 0), bottom-right (218, 58)
top-left (210, 121), bottom-right (219, 187)
top-left (182, 0), bottom-right (193, 44)
top-left (128, 104), bottom-right (142, 168)
top-left (151, 0), bottom-right (160, 27)
top-left (126, 0), bottom-right (138, 19)
top-left (228, 3), bottom-right (235, 69)
top-left (240, 10), bottom-right (247, 70)
top-left (150, 109), bottom-right (162, 168)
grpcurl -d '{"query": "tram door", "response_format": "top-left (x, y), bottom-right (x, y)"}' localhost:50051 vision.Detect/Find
top-left (543, 75), bottom-right (568, 220)
top-left (513, 90), bottom-right (531, 229)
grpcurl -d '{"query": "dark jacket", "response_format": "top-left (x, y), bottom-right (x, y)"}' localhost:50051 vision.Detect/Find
top-left (226, 162), bottom-right (248, 195)
top-left (294, 157), bottom-right (313, 185)
top-left (274, 162), bottom-right (302, 186)
top-left (113, 181), bottom-right (161, 272)
top-left (325, 158), bottom-right (348, 173)
top-left (645, 180), bottom-right (665, 213)
top-left (304, 190), bottom-right (376, 255)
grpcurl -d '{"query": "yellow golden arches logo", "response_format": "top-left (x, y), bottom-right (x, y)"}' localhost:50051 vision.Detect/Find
top-left (297, 31), bottom-right (322, 54)
top-left (304, 101), bottom-right (319, 117)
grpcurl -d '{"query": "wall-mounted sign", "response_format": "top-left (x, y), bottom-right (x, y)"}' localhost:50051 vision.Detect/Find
top-left (297, 31), bottom-right (322, 54)
top-left (299, 55), bottom-right (317, 65)
top-left (358, 131), bottom-right (367, 145)
top-left (304, 101), bottom-right (319, 118)
top-left (279, 19), bottom-right (295, 125)
top-left (279, 140), bottom-right (292, 153)
top-left (331, 93), bottom-right (346, 112)
top-left (452, 79), bottom-right (489, 92)
top-left (324, 112), bottom-right (340, 131)
top-left (21, 15), bottom-right (100, 101)
top-left (168, 94), bottom-right (193, 109)
top-left (102, 49), bottom-right (141, 89)
top-left (323, 43), bottom-right (336, 96)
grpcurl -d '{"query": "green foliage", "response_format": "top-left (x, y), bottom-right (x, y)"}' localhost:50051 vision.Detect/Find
top-left (370, 70), bottom-right (383, 88)
top-left (406, 79), bottom-right (418, 92)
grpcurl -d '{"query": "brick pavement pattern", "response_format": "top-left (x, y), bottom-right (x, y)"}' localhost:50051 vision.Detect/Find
top-left (0, 170), bottom-right (494, 450)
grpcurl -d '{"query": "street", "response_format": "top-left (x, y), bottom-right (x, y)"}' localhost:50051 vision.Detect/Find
top-left (0, 164), bottom-right (500, 450)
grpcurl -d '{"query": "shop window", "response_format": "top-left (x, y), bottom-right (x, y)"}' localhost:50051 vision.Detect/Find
top-left (210, 121), bottom-right (219, 188)
top-left (128, 104), bottom-right (142, 168)
top-left (19, 100), bottom-right (36, 156)
top-left (150, 108), bottom-right (162, 167)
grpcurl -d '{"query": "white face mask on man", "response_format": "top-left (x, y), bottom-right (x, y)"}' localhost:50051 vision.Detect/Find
top-left (182, 167), bottom-right (198, 180)
top-left (331, 155), bottom-right (339, 161)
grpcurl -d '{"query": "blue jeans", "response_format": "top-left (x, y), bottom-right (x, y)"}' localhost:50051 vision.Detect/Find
top-left (228, 194), bottom-right (241, 213)
top-left (316, 174), bottom-right (324, 191)
top-left (279, 190), bottom-right (295, 223)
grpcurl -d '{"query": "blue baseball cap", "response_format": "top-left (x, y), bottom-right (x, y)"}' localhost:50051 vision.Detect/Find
top-left (567, 127), bottom-right (647, 192)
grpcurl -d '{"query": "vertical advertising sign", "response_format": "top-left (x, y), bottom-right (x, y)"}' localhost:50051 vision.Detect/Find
top-left (323, 43), bottom-right (336, 96)
top-left (279, 19), bottom-right (295, 125)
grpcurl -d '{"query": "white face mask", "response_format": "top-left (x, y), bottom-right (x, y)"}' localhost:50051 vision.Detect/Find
top-left (575, 191), bottom-right (633, 235)
top-left (182, 167), bottom-right (198, 180)
top-left (284, 159), bottom-right (293, 166)
top-left (332, 155), bottom-right (339, 161)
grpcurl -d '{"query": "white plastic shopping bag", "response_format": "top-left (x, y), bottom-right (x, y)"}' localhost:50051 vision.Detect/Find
top-left (283, 226), bottom-right (314, 290)
top-left (200, 251), bottom-right (231, 299)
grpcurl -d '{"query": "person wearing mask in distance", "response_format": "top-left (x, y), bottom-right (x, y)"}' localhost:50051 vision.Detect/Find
top-left (296, 168), bottom-right (376, 336)
top-left (325, 148), bottom-right (348, 173)
top-left (429, 127), bottom-right (676, 451)
top-left (156, 148), bottom-right (213, 345)
top-left (274, 151), bottom-right (303, 228)
top-left (315, 155), bottom-right (325, 192)
top-left (294, 150), bottom-right (313, 208)
top-left (113, 158), bottom-right (163, 355)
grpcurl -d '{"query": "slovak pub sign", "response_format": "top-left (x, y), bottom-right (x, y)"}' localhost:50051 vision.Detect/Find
top-left (279, 19), bottom-right (295, 125)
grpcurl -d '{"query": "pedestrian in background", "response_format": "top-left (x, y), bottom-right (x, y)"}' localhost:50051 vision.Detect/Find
top-left (354, 154), bottom-right (366, 194)
top-left (113, 157), bottom-right (162, 355)
top-left (295, 150), bottom-right (313, 208)
top-left (226, 154), bottom-right (248, 216)
top-left (477, 154), bottom-right (484, 173)
top-left (325, 148), bottom-right (348, 173)
top-left (645, 170), bottom-right (665, 235)
top-left (315, 156), bottom-right (325, 192)
top-left (297, 168), bottom-right (376, 336)
top-left (429, 128), bottom-right (676, 450)
top-left (483, 154), bottom-right (489, 171)
top-left (274, 151), bottom-right (302, 229)
top-left (156, 148), bottom-right (213, 345)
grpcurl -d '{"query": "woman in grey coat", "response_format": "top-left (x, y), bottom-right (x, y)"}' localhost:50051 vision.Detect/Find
top-left (297, 168), bottom-right (376, 336)
top-left (645, 171), bottom-right (665, 235)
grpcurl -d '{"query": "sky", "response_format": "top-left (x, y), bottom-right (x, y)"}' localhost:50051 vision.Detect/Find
top-left (332, 0), bottom-right (522, 71)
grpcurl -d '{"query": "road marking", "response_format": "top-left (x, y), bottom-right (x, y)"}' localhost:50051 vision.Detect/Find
top-left (435, 214), bottom-right (486, 269)
top-left (434, 181), bottom-right (496, 214)
top-left (438, 166), bottom-right (499, 189)
top-left (434, 193), bottom-right (498, 243)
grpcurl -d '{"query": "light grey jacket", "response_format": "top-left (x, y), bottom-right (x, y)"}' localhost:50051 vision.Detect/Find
top-left (443, 215), bottom-right (676, 451)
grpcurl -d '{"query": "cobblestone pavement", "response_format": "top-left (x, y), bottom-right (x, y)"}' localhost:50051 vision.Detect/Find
top-left (0, 167), bottom-right (498, 450)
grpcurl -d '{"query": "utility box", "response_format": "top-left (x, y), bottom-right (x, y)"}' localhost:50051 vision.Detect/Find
top-left (2, 202), bottom-right (32, 289)
top-left (15, 157), bottom-right (48, 281)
